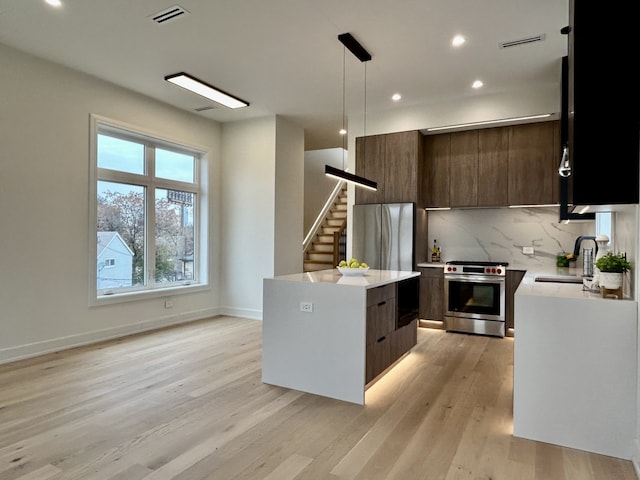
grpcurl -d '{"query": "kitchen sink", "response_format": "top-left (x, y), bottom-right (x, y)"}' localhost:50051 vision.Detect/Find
top-left (534, 274), bottom-right (583, 284)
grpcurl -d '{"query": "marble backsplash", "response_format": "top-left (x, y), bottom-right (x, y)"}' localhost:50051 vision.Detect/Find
top-left (427, 207), bottom-right (594, 268)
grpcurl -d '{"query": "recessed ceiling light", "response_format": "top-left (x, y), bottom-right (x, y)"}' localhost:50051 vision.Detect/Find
top-left (45, 0), bottom-right (62, 7)
top-left (472, 80), bottom-right (483, 89)
top-left (391, 93), bottom-right (402, 102)
top-left (452, 35), bottom-right (466, 47)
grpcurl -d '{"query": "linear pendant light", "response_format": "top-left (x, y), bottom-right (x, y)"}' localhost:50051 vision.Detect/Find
top-left (325, 165), bottom-right (377, 191)
top-left (324, 33), bottom-right (378, 191)
top-left (164, 72), bottom-right (249, 109)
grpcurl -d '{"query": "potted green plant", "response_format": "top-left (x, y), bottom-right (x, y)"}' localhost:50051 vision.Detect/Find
top-left (595, 252), bottom-right (631, 289)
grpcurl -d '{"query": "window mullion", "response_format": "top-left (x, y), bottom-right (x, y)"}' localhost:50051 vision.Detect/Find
top-left (146, 145), bottom-right (156, 286)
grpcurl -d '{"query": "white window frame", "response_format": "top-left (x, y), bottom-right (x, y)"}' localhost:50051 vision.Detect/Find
top-left (104, 258), bottom-right (116, 268)
top-left (89, 114), bottom-right (209, 306)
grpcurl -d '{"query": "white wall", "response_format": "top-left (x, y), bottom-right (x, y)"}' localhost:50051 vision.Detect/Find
top-left (0, 43), bottom-right (223, 363)
top-left (219, 115), bottom-right (305, 318)
top-left (274, 116), bottom-right (304, 276)
top-left (220, 117), bottom-right (276, 319)
top-left (303, 148), bottom-right (346, 234)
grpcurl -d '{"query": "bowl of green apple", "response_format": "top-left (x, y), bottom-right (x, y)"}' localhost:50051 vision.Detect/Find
top-left (337, 259), bottom-right (369, 276)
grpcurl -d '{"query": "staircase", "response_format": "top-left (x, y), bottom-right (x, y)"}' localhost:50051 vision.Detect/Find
top-left (303, 185), bottom-right (348, 272)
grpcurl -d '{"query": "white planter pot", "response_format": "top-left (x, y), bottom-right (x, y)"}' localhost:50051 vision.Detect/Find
top-left (600, 271), bottom-right (623, 289)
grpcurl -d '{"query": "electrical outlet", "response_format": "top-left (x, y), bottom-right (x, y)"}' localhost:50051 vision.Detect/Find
top-left (164, 299), bottom-right (174, 309)
top-left (300, 302), bottom-right (313, 313)
top-left (522, 246), bottom-right (535, 255)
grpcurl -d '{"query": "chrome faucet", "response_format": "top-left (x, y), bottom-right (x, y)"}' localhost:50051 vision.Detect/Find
top-left (573, 235), bottom-right (598, 258)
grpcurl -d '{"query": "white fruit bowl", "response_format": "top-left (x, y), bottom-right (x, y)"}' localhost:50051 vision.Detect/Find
top-left (337, 266), bottom-right (370, 276)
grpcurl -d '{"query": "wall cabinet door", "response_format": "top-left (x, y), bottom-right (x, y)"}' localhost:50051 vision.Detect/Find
top-left (384, 131), bottom-right (422, 203)
top-left (478, 127), bottom-right (509, 207)
top-left (449, 130), bottom-right (478, 207)
top-left (356, 131), bottom-right (423, 205)
top-left (508, 122), bottom-right (559, 206)
top-left (355, 135), bottom-right (385, 204)
top-left (424, 134), bottom-right (451, 207)
top-left (418, 267), bottom-right (444, 322)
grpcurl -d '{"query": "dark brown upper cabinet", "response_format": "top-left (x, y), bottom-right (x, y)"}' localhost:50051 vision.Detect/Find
top-left (355, 130), bottom-right (424, 205)
top-left (449, 130), bottom-right (478, 207)
top-left (507, 122), bottom-right (560, 206)
top-left (424, 122), bottom-right (559, 208)
top-left (477, 127), bottom-right (509, 207)
top-left (423, 133), bottom-right (451, 208)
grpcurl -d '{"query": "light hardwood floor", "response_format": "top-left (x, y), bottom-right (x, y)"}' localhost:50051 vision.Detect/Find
top-left (0, 316), bottom-right (636, 480)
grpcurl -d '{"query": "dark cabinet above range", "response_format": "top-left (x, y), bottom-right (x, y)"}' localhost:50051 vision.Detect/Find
top-left (423, 121), bottom-right (560, 208)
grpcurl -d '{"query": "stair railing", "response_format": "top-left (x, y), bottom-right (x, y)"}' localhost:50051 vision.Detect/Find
top-left (303, 180), bottom-right (346, 253)
top-left (332, 222), bottom-right (347, 266)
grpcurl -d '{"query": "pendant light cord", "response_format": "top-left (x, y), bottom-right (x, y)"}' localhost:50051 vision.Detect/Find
top-left (363, 61), bottom-right (367, 138)
top-left (342, 46), bottom-right (346, 170)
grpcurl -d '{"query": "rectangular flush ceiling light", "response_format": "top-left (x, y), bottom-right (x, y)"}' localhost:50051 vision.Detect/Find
top-left (164, 72), bottom-right (249, 109)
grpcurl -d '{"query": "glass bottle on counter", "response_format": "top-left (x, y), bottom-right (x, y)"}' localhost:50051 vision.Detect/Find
top-left (431, 239), bottom-right (441, 263)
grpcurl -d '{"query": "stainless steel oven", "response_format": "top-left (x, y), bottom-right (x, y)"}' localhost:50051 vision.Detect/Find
top-left (443, 261), bottom-right (507, 338)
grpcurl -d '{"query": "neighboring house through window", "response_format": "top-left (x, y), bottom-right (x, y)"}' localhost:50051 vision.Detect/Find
top-left (90, 115), bottom-right (208, 302)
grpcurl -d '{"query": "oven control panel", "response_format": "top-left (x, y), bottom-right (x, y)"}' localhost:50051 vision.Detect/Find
top-left (444, 264), bottom-right (507, 276)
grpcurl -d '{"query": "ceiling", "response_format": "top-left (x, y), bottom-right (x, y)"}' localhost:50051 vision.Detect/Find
top-left (0, 0), bottom-right (568, 150)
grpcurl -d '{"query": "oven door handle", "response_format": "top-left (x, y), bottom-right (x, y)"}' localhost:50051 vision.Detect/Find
top-left (444, 274), bottom-right (505, 283)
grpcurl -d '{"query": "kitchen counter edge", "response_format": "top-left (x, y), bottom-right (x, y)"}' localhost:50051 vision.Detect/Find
top-left (266, 269), bottom-right (420, 289)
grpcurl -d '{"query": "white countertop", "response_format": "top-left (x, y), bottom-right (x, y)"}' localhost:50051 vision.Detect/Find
top-left (267, 269), bottom-right (420, 288)
top-left (417, 262), bottom-right (632, 301)
top-left (516, 271), bottom-right (599, 300)
top-left (515, 266), bottom-right (636, 301)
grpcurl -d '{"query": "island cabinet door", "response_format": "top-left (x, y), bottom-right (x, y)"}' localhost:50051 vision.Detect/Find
top-left (391, 319), bottom-right (417, 363)
top-left (366, 284), bottom-right (396, 383)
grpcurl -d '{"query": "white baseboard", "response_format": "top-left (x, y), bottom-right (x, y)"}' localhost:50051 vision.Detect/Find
top-left (0, 307), bottom-right (220, 365)
top-left (219, 306), bottom-right (263, 321)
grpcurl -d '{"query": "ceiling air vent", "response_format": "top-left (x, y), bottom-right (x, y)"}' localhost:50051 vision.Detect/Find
top-left (499, 33), bottom-right (546, 49)
top-left (194, 106), bottom-right (216, 112)
top-left (150, 5), bottom-right (189, 25)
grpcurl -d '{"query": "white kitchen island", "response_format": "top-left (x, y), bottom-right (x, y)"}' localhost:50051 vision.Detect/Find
top-left (513, 272), bottom-right (637, 459)
top-left (262, 269), bottom-right (420, 405)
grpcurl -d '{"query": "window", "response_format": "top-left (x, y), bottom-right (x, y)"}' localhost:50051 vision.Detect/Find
top-left (90, 116), bottom-right (207, 302)
top-left (596, 211), bottom-right (614, 251)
